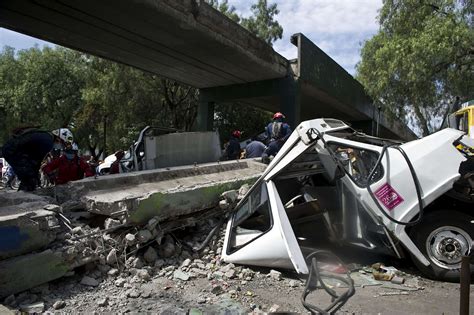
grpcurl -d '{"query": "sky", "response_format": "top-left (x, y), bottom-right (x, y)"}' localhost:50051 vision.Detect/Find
top-left (0, 0), bottom-right (382, 75)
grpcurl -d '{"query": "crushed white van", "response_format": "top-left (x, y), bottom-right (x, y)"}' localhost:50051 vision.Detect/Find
top-left (222, 118), bottom-right (473, 281)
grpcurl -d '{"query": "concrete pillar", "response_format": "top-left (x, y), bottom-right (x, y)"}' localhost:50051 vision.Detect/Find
top-left (195, 92), bottom-right (215, 131)
top-left (279, 77), bottom-right (301, 128)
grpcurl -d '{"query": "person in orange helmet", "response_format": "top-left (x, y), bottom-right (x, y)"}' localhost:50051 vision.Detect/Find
top-left (261, 112), bottom-right (292, 163)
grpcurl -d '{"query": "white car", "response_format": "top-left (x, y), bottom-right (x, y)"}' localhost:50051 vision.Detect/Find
top-left (97, 154), bottom-right (118, 175)
top-left (223, 118), bottom-right (473, 282)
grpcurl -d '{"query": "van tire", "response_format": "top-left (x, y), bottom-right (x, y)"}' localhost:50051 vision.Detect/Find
top-left (410, 210), bottom-right (473, 282)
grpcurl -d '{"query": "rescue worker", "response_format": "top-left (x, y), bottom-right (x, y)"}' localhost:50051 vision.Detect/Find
top-left (42, 142), bottom-right (93, 185)
top-left (261, 112), bottom-right (292, 163)
top-left (1, 126), bottom-right (68, 191)
top-left (245, 136), bottom-right (267, 158)
top-left (224, 130), bottom-right (242, 160)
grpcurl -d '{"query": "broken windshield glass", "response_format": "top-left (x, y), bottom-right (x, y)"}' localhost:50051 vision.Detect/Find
top-left (328, 143), bottom-right (383, 187)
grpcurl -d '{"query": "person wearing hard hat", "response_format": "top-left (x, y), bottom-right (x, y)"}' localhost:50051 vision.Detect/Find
top-left (224, 130), bottom-right (242, 160)
top-left (42, 141), bottom-right (93, 185)
top-left (261, 112), bottom-right (292, 163)
top-left (1, 126), bottom-right (77, 191)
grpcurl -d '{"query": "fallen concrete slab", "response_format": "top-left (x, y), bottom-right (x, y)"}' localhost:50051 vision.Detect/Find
top-left (0, 249), bottom-right (68, 298)
top-left (0, 191), bottom-right (60, 260)
top-left (55, 160), bottom-right (266, 224)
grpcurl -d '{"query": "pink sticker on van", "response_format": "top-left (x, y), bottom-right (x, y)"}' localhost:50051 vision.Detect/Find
top-left (374, 183), bottom-right (404, 211)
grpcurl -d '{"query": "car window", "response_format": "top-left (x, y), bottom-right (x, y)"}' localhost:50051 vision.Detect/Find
top-left (328, 143), bottom-right (383, 187)
top-left (228, 183), bottom-right (272, 253)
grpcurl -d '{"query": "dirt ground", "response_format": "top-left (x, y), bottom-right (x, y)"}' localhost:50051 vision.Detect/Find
top-left (3, 244), bottom-right (473, 314)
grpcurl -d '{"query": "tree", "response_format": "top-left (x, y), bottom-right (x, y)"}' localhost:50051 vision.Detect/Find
top-left (206, 0), bottom-right (240, 22)
top-left (356, 0), bottom-right (473, 136)
top-left (214, 103), bottom-right (271, 142)
top-left (241, 0), bottom-right (283, 45)
top-left (78, 57), bottom-right (199, 158)
top-left (0, 46), bottom-right (85, 144)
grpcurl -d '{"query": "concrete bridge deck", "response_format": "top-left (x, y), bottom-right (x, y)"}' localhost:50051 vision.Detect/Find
top-left (0, 0), bottom-right (415, 140)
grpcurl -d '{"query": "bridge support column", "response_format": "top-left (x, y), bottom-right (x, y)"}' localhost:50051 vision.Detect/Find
top-left (195, 93), bottom-right (215, 131)
top-left (279, 77), bottom-right (301, 128)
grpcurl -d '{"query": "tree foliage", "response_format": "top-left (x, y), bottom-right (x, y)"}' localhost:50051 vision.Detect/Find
top-left (241, 0), bottom-right (283, 45)
top-left (0, 46), bottom-right (85, 142)
top-left (356, 0), bottom-right (473, 136)
top-left (0, 47), bottom-right (198, 158)
top-left (206, 0), bottom-right (240, 22)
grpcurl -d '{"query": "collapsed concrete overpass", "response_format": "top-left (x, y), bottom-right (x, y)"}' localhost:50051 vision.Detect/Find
top-left (0, 0), bottom-right (415, 140)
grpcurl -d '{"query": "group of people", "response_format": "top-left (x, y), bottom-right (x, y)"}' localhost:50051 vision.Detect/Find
top-left (223, 111), bottom-right (292, 163)
top-left (1, 112), bottom-right (292, 191)
top-left (1, 127), bottom-right (93, 191)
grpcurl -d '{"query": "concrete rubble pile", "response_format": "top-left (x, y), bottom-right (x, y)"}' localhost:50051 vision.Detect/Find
top-left (0, 160), bottom-right (266, 306)
top-left (0, 206), bottom-right (303, 313)
top-left (1, 183), bottom-right (278, 313)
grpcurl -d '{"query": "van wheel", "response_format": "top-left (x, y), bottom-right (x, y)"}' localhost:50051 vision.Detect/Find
top-left (410, 211), bottom-right (473, 282)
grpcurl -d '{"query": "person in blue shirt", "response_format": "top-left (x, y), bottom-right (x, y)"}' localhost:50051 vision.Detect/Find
top-left (245, 135), bottom-right (266, 158)
top-left (262, 112), bottom-right (292, 163)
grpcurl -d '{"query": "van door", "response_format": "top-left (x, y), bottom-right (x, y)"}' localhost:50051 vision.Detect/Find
top-left (222, 180), bottom-right (309, 274)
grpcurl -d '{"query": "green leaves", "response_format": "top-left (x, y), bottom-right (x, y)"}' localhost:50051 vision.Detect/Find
top-left (357, 0), bottom-right (473, 136)
top-left (207, 0), bottom-right (283, 46)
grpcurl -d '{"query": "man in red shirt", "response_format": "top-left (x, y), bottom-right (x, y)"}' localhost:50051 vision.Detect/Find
top-left (42, 142), bottom-right (93, 185)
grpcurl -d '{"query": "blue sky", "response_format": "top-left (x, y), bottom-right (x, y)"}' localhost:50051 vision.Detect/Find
top-left (0, 0), bottom-right (382, 75)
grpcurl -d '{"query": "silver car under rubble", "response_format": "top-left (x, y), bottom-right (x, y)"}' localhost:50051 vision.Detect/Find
top-left (223, 118), bottom-right (474, 282)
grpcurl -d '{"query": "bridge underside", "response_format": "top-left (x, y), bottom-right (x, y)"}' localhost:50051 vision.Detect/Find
top-left (0, 0), bottom-right (415, 140)
top-left (0, 0), bottom-right (288, 88)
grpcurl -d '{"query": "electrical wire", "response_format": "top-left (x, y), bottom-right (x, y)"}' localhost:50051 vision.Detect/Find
top-left (301, 250), bottom-right (355, 314)
top-left (310, 127), bottom-right (425, 227)
top-left (365, 144), bottom-right (425, 226)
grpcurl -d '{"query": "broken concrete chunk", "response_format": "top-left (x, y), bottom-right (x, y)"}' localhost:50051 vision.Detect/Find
top-left (268, 269), bottom-right (282, 281)
top-left (225, 269), bottom-right (236, 279)
top-left (97, 297), bottom-right (108, 307)
top-left (137, 230), bottom-right (153, 243)
top-left (20, 301), bottom-right (44, 313)
top-left (221, 190), bottom-right (238, 203)
top-left (107, 268), bottom-right (119, 277)
top-left (220, 263), bottom-right (235, 273)
top-left (80, 276), bottom-right (99, 287)
top-left (238, 184), bottom-right (250, 196)
top-left (144, 247), bottom-right (158, 264)
top-left (71, 226), bottom-right (83, 235)
top-left (137, 269), bottom-right (151, 281)
top-left (180, 258), bottom-right (192, 269)
top-left (125, 233), bottom-right (136, 245)
top-left (173, 270), bottom-right (190, 281)
top-left (106, 249), bottom-right (118, 265)
top-left (127, 289), bottom-right (141, 298)
top-left (43, 204), bottom-right (60, 212)
top-left (104, 218), bottom-right (121, 230)
top-left (211, 285), bottom-right (224, 295)
top-left (218, 199), bottom-right (229, 210)
top-left (147, 217), bottom-right (159, 231)
top-left (391, 276), bottom-right (405, 284)
top-left (53, 300), bottom-right (66, 310)
top-left (114, 278), bottom-right (126, 287)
